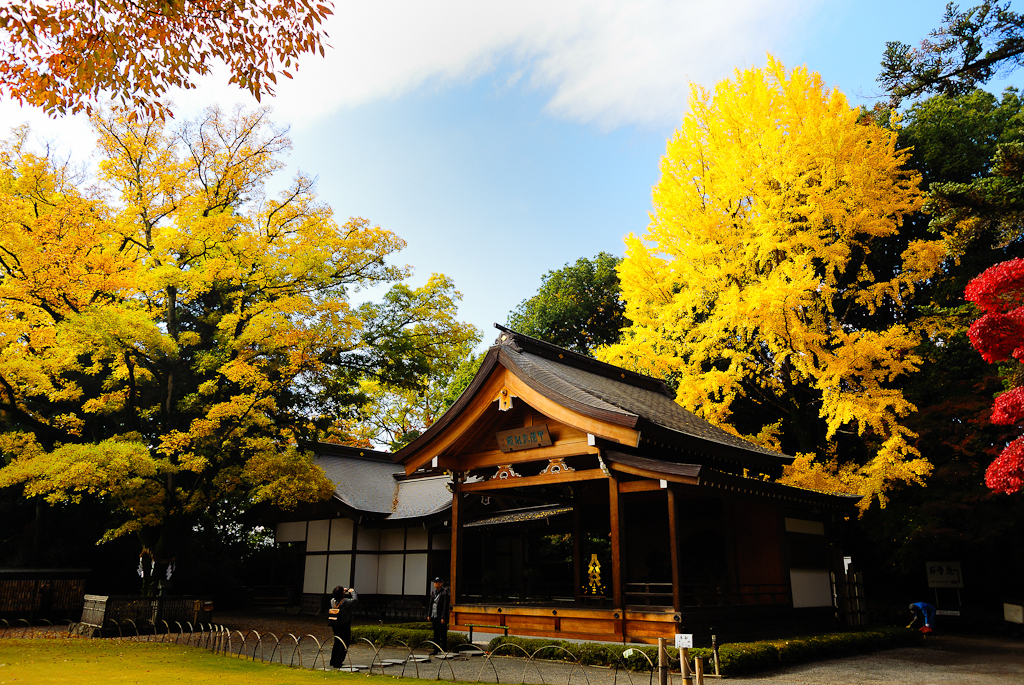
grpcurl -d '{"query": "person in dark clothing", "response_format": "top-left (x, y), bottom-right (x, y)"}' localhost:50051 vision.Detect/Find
top-left (427, 577), bottom-right (450, 655)
top-left (328, 586), bottom-right (358, 668)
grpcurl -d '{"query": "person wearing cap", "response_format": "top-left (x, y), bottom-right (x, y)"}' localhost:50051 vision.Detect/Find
top-left (427, 577), bottom-right (450, 655)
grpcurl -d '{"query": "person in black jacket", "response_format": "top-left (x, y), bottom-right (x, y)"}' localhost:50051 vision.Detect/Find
top-left (328, 586), bottom-right (358, 668)
top-left (427, 577), bottom-right (450, 655)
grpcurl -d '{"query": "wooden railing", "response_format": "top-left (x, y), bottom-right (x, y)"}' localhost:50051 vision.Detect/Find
top-left (625, 582), bottom-right (791, 608)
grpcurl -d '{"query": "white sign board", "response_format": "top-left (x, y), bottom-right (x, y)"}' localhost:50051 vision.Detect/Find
top-left (925, 561), bottom-right (964, 588)
top-left (674, 634), bottom-right (693, 649)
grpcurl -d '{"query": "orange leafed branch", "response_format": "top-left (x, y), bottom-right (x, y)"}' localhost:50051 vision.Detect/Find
top-left (0, 1), bottom-right (334, 118)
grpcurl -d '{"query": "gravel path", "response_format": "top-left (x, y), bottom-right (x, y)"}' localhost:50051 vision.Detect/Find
top-left (730, 634), bottom-right (1024, 685)
top-left (210, 613), bottom-right (1024, 685)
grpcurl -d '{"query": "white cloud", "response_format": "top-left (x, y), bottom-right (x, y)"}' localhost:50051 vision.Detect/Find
top-left (262, 0), bottom-right (822, 129)
top-left (0, 0), bottom-right (821, 142)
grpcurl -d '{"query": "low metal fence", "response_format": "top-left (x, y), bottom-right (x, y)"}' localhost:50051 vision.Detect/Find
top-left (1, 616), bottom-right (714, 685)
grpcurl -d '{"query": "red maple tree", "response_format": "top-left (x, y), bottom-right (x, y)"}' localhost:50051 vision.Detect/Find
top-left (965, 257), bottom-right (1024, 493)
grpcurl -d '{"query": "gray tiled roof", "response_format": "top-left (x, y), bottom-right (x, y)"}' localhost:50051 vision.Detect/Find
top-left (392, 326), bottom-right (793, 472)
top-left (496, 327), bottom-right (790, 465)
top-left (313, 444), bottom-right (450, 520)
top-left (393, 475), bottom-right (453, 519)
top-left (314, 452), bottom-right (401, 514)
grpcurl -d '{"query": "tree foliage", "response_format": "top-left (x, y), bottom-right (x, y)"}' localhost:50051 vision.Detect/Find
top-left (846, 88), bottom-right (1024, 597)
top-left (910, 90), bottom-right (1024, 496)
top-left (928, 139), bottom-right (1024, 254)
top-left (0, 1), bottom-right (333, 118)
top-left (963, 258), bottom-right (1024, 493)
top-left (855, 330), bottom-right (1023, 601)
top-left (442, 353), bottom-right (486, 408)
top-left (597, 58), bottom-right (945, 510)
top-left (879, 1), bottom-right (1024, 105)
top-left (508, 252), bottom-right (628, 355)
top-left (345, 282), bottom-right (481, 450)
top-left (862, 88), bottom-right (1024, 337)
top-left (881, 3), bottom-right (1024, 498)
top-left (0, 106), bottom-right (475, 588)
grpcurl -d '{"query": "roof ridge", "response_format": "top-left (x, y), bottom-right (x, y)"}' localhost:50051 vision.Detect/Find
top-left (493, 324), bottom-right (672, 397)
top-left (310, 442), bottom-right (394, 463)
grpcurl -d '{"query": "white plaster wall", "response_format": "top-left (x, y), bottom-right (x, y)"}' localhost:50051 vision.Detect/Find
top-left (353, 554), bottom-right (379, 593)
top-left (357, 527), bottom-right (380, 551)
top-left (790, 569), bottom-right (833, 608)
top-left (380, 528), bottom-right (405, 551)
top-left (378, 555), bottom-right (404, 595)
top-left (307, 519), bottom-right (331, 552)
top-left (303, 555), bottom-right (328, 594)
top-left (407, 528), bottom-right (429, 550)
top-left (404, 553), bottom-right (428, 596)
top-left (329, 518), bottom-right (354, 551)
top-left (326, 553), bottom-right (352, 590)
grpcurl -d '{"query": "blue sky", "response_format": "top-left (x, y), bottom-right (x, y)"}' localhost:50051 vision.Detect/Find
top-left (2, 0), bottom-right (1023, 350)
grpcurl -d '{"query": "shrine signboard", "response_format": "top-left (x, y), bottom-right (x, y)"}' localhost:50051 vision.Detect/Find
top-left (925, 561), bottom-right (963, 588)
top-left (496, 424), bottom-right (552, 452)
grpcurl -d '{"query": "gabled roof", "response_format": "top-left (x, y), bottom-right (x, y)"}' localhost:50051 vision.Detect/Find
top-left (313, 443), bottom-right (450, 520)
top-left (393, 325), bottom-right (793, 472)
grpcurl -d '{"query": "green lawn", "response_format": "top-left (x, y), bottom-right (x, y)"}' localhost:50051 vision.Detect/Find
top-left (0, 639), bottom-right (436, 685)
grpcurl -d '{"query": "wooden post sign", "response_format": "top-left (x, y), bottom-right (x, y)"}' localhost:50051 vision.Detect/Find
top-left (496, 424), bottom-right (552, 452)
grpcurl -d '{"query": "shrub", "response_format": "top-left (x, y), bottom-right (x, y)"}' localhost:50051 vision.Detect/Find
top-left (486, 635), bottom-right (712, 671)
top-left (487, 627), bottom-right (920, 676)
top-left (350, 625), bottom-right (467, 649)
top-left (715, 627), bottom-right (922, 676)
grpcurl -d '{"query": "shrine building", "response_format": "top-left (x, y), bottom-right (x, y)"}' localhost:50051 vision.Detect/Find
top-left (391, 325), bottom-right (861, 643)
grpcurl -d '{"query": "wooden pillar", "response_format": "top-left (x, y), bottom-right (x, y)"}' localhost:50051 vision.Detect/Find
top-left (450, 478), bottom-right (461, 604)
top-left (349, 519), bottom-right (359, 591)
top-left (667, 488), bottom-right (682, 612)
top-left (573, 494), bottom-right (582, 603)
top-left (608, 475), bottom-right (623, 609)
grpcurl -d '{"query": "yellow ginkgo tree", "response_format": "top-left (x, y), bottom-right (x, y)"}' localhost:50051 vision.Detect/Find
top-left (0, 107), bottom-right (477, 591)
top-left (597, 57), bottom-right (946, 510)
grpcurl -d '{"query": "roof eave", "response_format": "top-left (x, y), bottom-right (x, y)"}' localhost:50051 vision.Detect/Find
top-left (636, 418), bottom-right (795, 471)
top-left (392, 346), bottom-right (504, 464)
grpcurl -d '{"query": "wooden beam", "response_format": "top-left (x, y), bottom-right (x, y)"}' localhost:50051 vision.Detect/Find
top-left (667, 489), bottom-right (681, 613)
top-left (608, 462), bottom-right (699, 485)
top-left (618, 480), bottom-right (664, 493)
top-left (444, 441), bottom-right (596, 471)
top-left (461, 468), bottom-right (608, 492)
top-left (502, 373), bottom-right (641, 448)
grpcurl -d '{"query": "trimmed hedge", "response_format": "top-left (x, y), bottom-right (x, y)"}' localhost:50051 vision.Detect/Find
top-left (486, 636), bottom-right (691, 670)
top-left (350, 624), bottom-right (468, 649)
top-left (486, 626), bottom-right (922, 676)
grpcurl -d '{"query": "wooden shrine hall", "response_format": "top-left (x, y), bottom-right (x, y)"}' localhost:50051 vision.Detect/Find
top-left (392, 325), bottom-right (861, 644)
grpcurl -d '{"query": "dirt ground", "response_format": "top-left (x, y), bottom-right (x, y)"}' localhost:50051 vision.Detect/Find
top-left (216, 609), bottom-right (336, 643)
